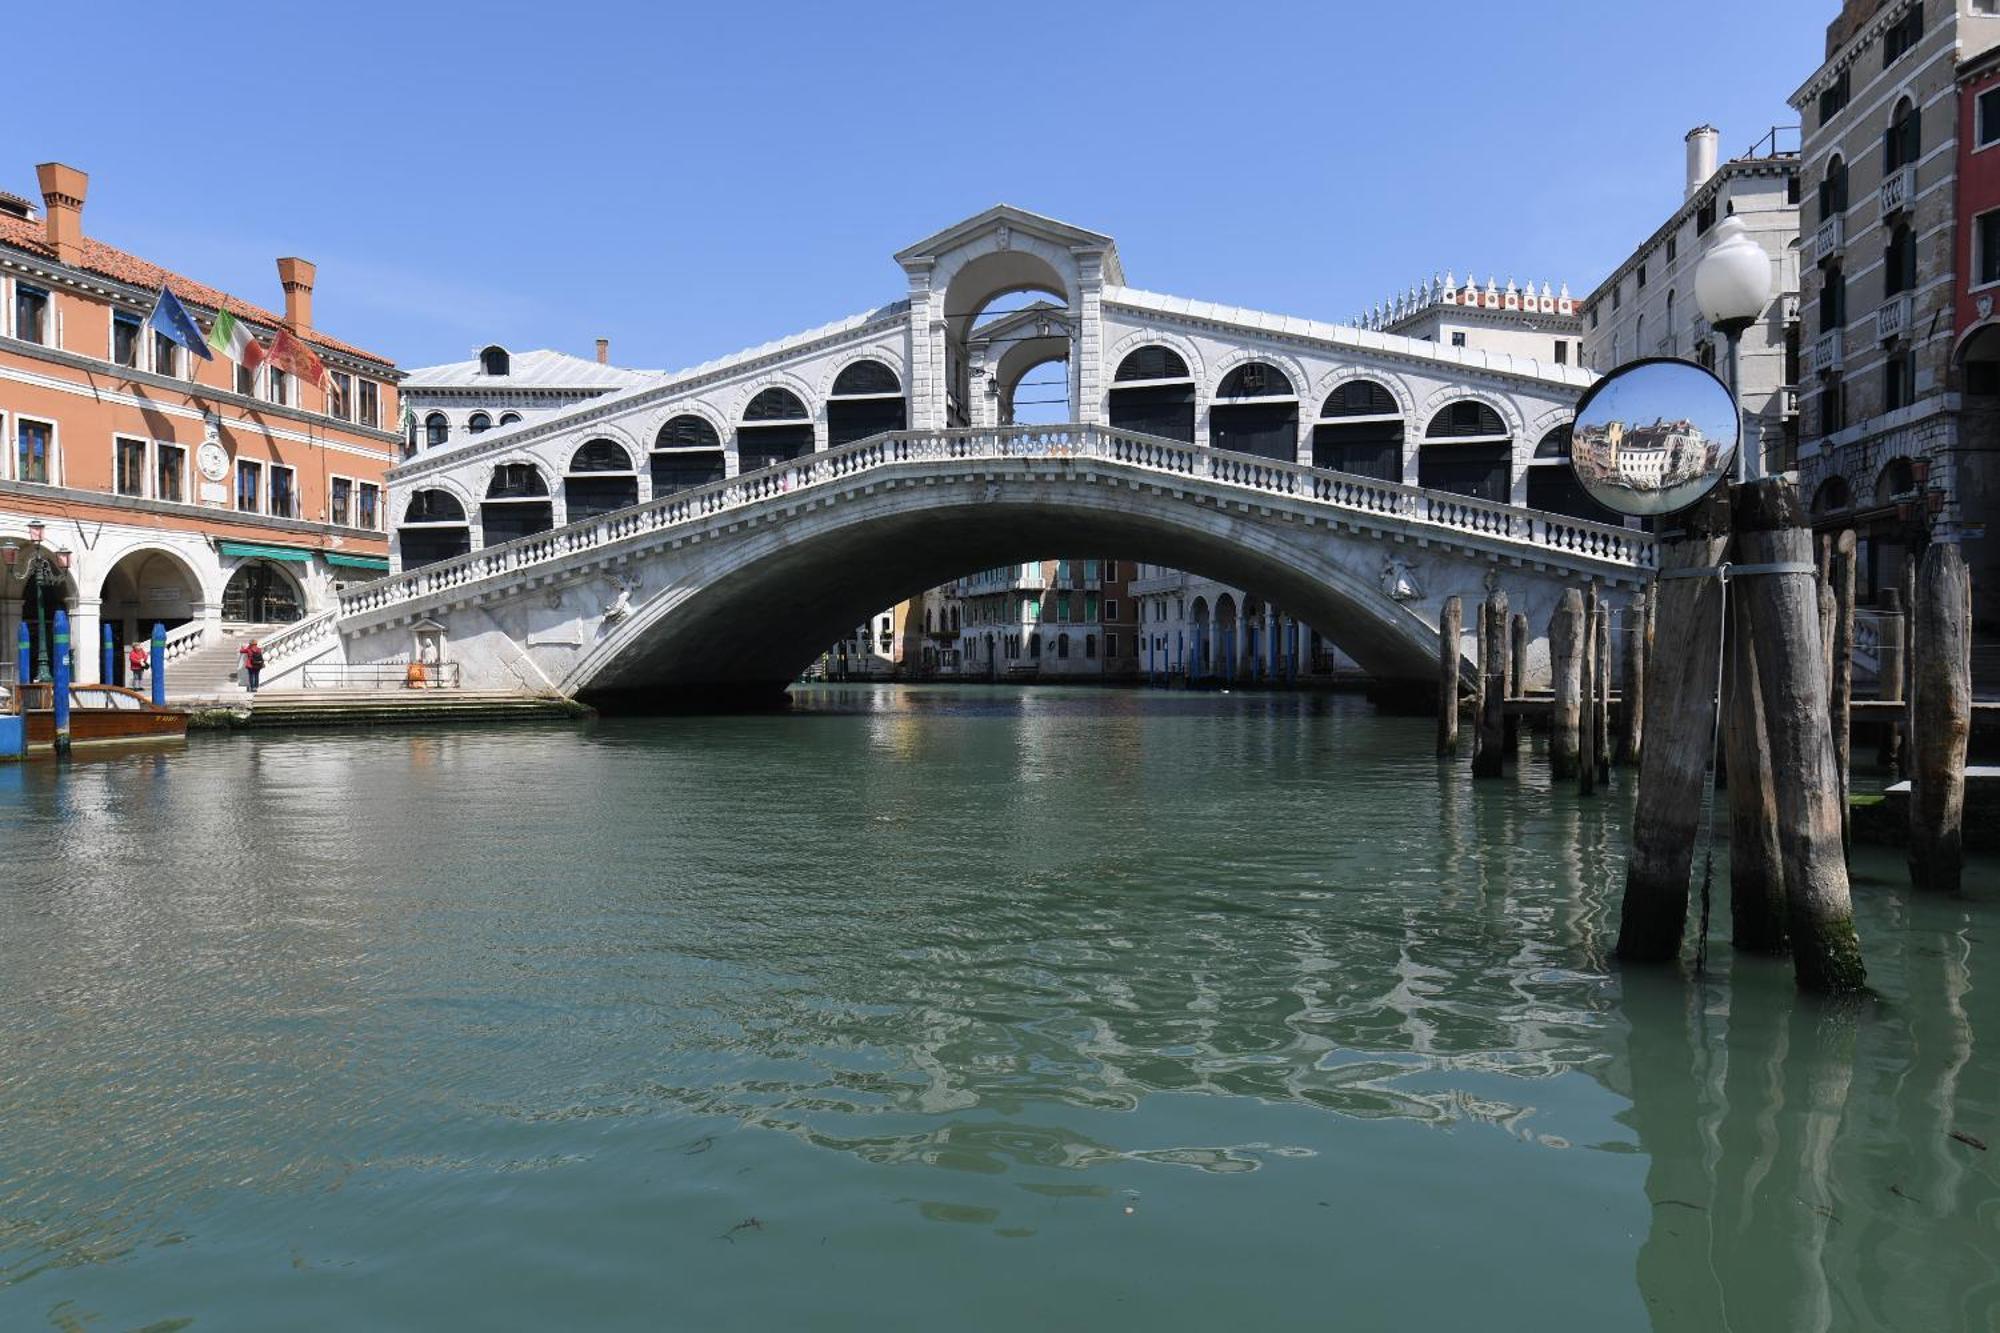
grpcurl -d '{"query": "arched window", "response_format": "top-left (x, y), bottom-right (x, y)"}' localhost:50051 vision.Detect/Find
top-left (1114, 346), bottom-right (1191, 382)
top-left (424, 412), bottom-right (448, 448)
top-left (652, 414), bottom-right (726, 495)
top-left (1534, 425), bottom-right (1573, 459)
top-left (827, 360), bottom-right (907, 447)
top-left (468, 412), bottom-right (491, 434)
top-left (499, 412), bottom-right (521, 426)
top-left (565, 439), bottom-right (638, 520)
top-left (1108, 345), bottom-right (1195, 442)
top-left (1216, 361), bottom-right (1293, 398)
top-left (1420, 402), bottom-right (1512, 502)
top-left (1876, 457), bottom-right (1916, 505)
top-left (1886, 97), bottom-right (1919, 174)
top-left (480, 345), bottom-right (510, 377)
top-left (831, 359), bottom-right (901, 396)
top-left (1311, 380), bottom-right (1402, 480)
top-left (481, 462), bottom-right (554, 545)
top-left (1212, 362), bottom-right (1297, 461)
top-left (398, 489), bottom-right (471, 569)
top-left (1818, 155), bottom-right (1849, 221)
top-left (1810, 474), bottom-right (1852, 515)
top-left (739, 388), bottom-right (813, 471)
top-left (1057, 633), bottom-right (1070, 660)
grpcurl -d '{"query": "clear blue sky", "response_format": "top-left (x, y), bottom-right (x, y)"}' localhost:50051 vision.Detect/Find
top-left (11, 1), bottom-right (1829, 374)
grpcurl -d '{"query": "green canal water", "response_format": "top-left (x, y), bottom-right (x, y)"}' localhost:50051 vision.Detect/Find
top-left (0, 685), bottom-right (1996, 1330)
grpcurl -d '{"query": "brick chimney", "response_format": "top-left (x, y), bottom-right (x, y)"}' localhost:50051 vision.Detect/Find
top-left (277, 256), bottom-right (316, 332)
top-left (595, 337), bottom-right (609, 365)
top-left (34, 162), bottom-right (87, 266)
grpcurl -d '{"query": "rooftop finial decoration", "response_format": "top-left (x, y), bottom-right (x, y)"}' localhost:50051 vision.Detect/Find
top-left (1353, 271), bottom-right (1581, 331)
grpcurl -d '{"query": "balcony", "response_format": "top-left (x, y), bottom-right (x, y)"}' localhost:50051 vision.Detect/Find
top-left (1876, 294), bottom-right (1912, 342)
top-left (1880, 165), bottom-right (1916, 217)
top-left (1813, 329), bottom-right (1844, 374)
top-left (1812, 215), bottom-right (1845, 264)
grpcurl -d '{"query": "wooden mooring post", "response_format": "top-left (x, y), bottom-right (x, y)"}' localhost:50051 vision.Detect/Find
top-left (1830, 531), bottom-right (1857, 853)
top-left (1724, 583), bottom-right (1787, 954)
top-left (1875, 588), bottom-right (1906, 774)
top-left (1732, 478), bottom-right (1864, 994)
top-left (1617, 488), bottom-right (1731, 964)
top-left (1594, 597), bottom-right (1613, 780)
top-left (1550, 588), bottom-right (1585, 779)
top-left (1618, 593), bottom-right (1646, 767)
top-left (1507, 612), bottom-right (1527, 752)
top-left (1473, 589), bottom-right (1508, 779)
top-left (1437, 594), bottom-right (1462, 758)
top-left (1909, 541), bottom-right (1972, 893)
top-left (1580, 584), bottom-right (1601, 796)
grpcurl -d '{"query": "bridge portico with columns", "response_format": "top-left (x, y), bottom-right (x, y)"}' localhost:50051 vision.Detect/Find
top-left (259, 206), bottom-right (1653, 705)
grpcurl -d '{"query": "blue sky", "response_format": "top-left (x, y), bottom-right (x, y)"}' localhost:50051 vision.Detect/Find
top-left (11, 1), bottom-right (1829, 375)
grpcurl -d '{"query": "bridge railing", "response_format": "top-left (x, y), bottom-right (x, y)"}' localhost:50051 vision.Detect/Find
top-left (336, 424), bottom-right (1656, 623)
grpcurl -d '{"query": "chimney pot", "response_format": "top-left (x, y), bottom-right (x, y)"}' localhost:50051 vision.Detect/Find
top-left (1684, 125), bottom-right (1720, 201)
top-left (595, 337), bottom-right (609, 365)
top-left (276, 256), bottom-right (316, 333)
top-left (34, 162), bottom-right (87, 266)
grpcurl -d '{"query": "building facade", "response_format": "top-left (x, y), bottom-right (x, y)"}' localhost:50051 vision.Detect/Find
top-left (1790, 0), bottom-right (2000, 616)
top-left (400, 342), bottom-right (659, 461)
top-left (0, 161), bottom-right (401, 690)
top-left (1581, 125), bottom-right (1804, 478)
top-left (948, 559), bottom-right (1140, 680)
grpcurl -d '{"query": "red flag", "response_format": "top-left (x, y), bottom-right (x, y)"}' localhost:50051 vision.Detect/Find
top-left (268, 327), bottom-right (327, 389)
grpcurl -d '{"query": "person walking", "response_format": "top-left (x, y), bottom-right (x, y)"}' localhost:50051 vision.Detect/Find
top-left (239, 638), bottom-right (265, 693)
top-left (127, 640), bottom-right (149, 689)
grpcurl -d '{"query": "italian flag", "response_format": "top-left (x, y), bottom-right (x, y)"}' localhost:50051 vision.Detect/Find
top-left (207, 306), bottom-right (266, 369)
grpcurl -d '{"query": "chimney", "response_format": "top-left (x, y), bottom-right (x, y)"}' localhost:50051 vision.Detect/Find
top-left (595, 337), bottom-right (609, 365)
top-left (34, 162), bottom-right (87, 266)
top-left (1684, 125), bottom-right (1720, 200)
top-left (276, 256), bottom-right (316, 332)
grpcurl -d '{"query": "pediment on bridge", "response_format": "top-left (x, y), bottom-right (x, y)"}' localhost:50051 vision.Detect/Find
top-left (894, 205), bottom-right (1124, 285)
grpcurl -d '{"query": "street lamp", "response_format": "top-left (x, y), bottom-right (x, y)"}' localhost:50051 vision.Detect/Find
top-left (1694, 216), bottom-right (1775, 482)
top-left (24, 550), bottom-right (69, 683)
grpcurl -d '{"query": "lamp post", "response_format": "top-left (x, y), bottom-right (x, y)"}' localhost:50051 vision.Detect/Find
top-left (1694, 216), bottom-right (1775, 482)
top-left (24, 548), bottom-right (70, 683)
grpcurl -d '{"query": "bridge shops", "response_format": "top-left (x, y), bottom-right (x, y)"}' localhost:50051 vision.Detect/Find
top-left (0, 161), bottom-right (400, 694)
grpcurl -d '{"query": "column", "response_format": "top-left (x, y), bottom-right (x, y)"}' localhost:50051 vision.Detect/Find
top-left (71, 598), bottom-right (101, 685)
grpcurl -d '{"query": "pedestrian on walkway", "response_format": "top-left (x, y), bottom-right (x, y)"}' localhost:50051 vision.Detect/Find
top-left (127, 641), bottom-right (148, 688)
top-left (240, 639), bottom-right (265, 693)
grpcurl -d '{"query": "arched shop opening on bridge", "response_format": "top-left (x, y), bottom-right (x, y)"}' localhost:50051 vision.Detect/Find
top-left (737, 388), bottom-right (813, 471)
top-left (222, 558), bottom-right (306, 625)
top-left (1524, 424), bottom-right (1616, 522)
top-left (652, 416), bottom-right (726, 495)
top-left (398, 489), bottom-right (473, 570)
top-left (98, 547), bottom-right (203, 685)
top-left (1, 538), bottom-right (76, 684)
top-left (1211, 362), bottom-right (1298, 462)
top-left (1312, 380), bottom-right (1403, 480)
top-left (1420, 401), bottom-right (1513, 502)
top-left (565, 439), bottom-right (640, 520)
top-left (483, 462), bottom-right (554, 545)
top-left (826, 360), bottom-right (907, 445)
top-left (1107, 345), bottom-right (1195, 442)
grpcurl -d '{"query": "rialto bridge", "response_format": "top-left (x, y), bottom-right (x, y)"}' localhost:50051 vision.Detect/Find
top-left (258, 207), bottom-right (1654, 704)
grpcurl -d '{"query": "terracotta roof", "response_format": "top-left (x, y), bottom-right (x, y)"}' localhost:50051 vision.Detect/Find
top-left (0, 213), bottom-right (395, 367)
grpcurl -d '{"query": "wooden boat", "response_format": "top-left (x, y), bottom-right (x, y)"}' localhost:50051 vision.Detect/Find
top-left (9, 682), bottom-right (189, 753)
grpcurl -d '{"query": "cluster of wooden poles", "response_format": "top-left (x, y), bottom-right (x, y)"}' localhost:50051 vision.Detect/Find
top-left (1433, 473), bottom-right (1976, 996)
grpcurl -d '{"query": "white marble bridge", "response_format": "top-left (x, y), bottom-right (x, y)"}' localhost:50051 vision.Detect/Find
top-left (257, 423), bottom-right (1653, 706)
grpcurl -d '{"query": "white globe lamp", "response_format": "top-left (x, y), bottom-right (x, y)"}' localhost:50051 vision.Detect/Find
top-left (1693, 216), bottom-right (1773, 480)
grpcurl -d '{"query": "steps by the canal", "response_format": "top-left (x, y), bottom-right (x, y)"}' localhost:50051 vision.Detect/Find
top-left (215, 690), bottom-right (589, 730)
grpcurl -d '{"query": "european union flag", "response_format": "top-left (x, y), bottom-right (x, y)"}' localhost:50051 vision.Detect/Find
top-left (148, 284), bottom-right (213, 359)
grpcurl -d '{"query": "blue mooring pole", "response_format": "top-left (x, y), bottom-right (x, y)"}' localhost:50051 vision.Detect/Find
top-left (14, 623), bottom-right (26, 690)
top-left (150, 623), bottom-right (167, 707)
top-left (52, 610), bottom-right (71, 755)
top-left (101, 625), bottom-right (114, 686)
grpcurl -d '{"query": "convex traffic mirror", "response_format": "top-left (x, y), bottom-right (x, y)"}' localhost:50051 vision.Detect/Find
top-left (1568, 358), bottom-right (1739, 519)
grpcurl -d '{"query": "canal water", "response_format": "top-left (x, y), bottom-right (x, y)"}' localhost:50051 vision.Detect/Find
top-left (0, 685), bottom-right (1994, 1330)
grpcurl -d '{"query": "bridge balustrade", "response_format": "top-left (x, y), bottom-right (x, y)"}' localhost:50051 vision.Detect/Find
top-left (315, 424), bottom-right (1657, 643)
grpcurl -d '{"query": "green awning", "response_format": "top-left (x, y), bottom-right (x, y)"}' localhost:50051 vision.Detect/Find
top-left (324, 553), bottom-right (389, 571)
top-left (218, 541), bottom-right (315, 564)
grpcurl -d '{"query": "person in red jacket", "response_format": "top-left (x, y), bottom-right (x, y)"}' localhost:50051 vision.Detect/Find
top-left (126, 640), bottom-right (148, 688)
top-left (239, 639), bottom-right (265, 693)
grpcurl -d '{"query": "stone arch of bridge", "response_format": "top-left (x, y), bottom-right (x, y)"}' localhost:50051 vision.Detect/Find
top-left (563, 478), bottom-right (1461, 709)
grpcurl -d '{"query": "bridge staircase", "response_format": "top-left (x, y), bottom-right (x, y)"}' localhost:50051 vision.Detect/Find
top-left (238, 689), bottom-right (585, 729)
top-left (162, 622), bottom-right (283, 704)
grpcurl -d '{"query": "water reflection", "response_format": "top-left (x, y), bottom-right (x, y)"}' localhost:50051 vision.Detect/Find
top-left (0, 688), bottom-right (1993, 1330)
